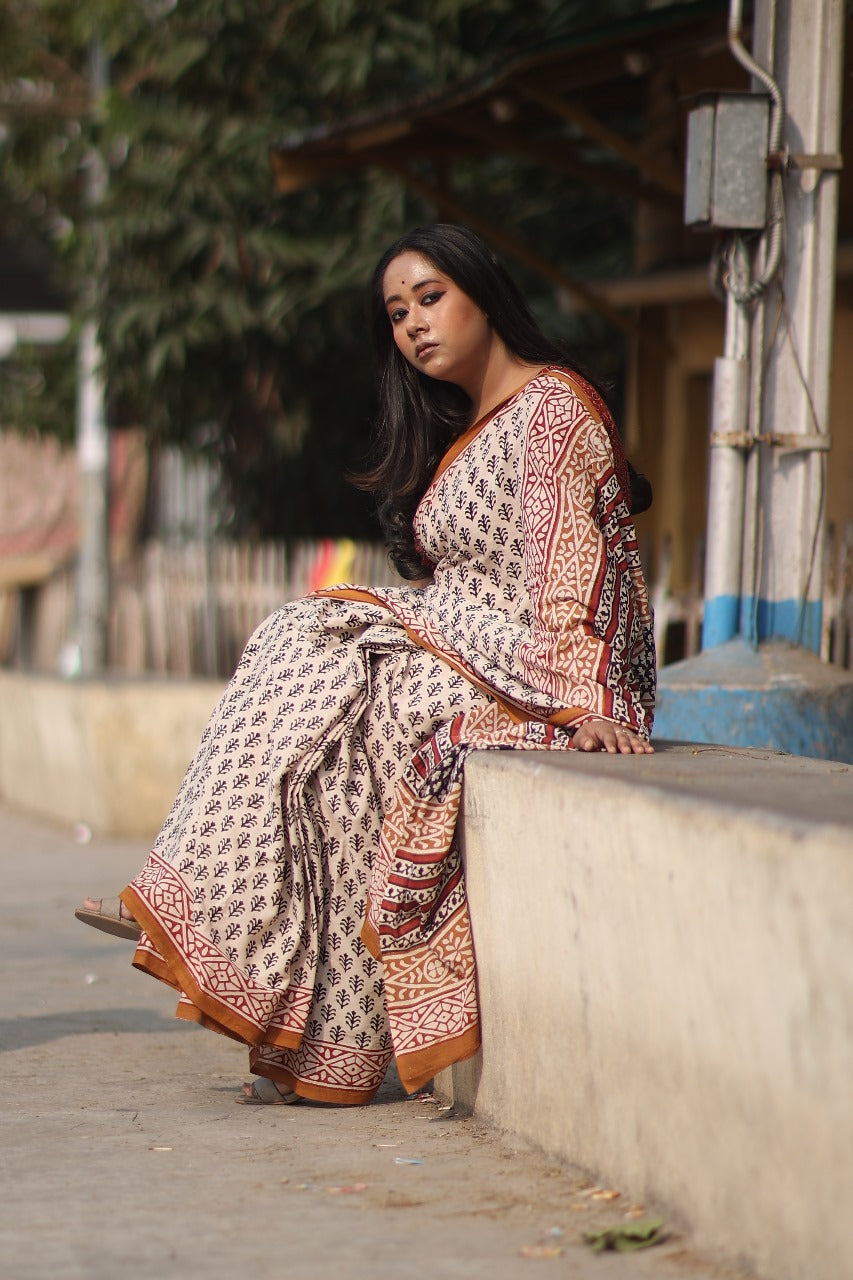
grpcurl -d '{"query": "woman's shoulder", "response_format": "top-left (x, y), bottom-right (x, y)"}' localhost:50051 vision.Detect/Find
top-left (525, 366), bottom-right (631, 499)
top-left (530, 366), bottom-right (611, 426)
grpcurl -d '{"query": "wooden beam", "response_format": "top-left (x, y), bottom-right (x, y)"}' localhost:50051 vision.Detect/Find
top-left (343, 120), bottom-right (411, 151)
top-left (439, 114), bottom-right (679, 210)
top-left (514, 82), bottom-right (684, 199)
top-left (270, 138), bottom-right (488, 194)
top-left (270, 149), bottom-right (359, 192)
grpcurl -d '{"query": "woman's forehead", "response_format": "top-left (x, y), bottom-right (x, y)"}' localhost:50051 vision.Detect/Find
top-left (383, 251), bottom-right (445, 293)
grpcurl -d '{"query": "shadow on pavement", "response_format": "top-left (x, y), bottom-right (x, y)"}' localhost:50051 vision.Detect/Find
top-left (0, 1007), bottom-right (197, 1051)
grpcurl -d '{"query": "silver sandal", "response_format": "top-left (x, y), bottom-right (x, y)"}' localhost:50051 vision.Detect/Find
top-left (235, 1078), bottom-right (300, 1105)
top-left (74, 896), bottom-right (142, 941)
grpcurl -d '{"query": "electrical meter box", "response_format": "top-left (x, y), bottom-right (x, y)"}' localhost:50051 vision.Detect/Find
top-left (684, 92), bottom-right (770, 230)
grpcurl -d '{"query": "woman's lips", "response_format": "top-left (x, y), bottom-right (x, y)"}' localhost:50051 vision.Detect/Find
top-left (415, 342), bottom-right (437, 359)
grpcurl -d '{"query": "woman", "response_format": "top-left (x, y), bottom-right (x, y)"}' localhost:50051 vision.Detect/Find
top-left (77, 224), bottom-right (655, 1106)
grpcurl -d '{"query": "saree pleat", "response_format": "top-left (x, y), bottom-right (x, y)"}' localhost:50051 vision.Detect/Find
top-left (124, 599), bottom-right (491, 1103)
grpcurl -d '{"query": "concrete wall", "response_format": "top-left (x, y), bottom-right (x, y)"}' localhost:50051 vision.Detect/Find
top-left (436, 745), bottom-right (853, 1280)
top-left (0, 670), bottom-right (222, 836)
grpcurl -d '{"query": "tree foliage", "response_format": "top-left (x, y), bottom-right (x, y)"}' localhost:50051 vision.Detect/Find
top-left (1, 0), bottom-right (646, 537)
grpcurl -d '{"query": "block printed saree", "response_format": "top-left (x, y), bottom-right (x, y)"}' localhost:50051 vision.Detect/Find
top-left (122, 368), bottom-right (655, 1103)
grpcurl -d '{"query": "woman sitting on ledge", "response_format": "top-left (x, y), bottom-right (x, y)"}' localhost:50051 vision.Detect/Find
top-left (77, 223), bottom-right (655, 1106)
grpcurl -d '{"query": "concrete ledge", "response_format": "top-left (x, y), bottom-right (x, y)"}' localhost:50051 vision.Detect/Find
top-left (0, 670), bottom-right (222, 836)
top-left (437, 744), bottom-right (853, 1280)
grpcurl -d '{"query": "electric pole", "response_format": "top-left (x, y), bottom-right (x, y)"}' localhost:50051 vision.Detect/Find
top-left (745, 0), bottom-right (844, 650)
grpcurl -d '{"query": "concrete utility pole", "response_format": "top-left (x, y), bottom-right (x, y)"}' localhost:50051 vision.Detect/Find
top-left (75, 40), bottom-right (110, 676)
top-left (701, 0), bottom-right (843, 651)
top-left (744, 0), bottom-right (843, 651)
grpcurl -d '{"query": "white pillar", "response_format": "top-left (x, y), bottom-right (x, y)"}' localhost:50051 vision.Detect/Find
top-left (702, 241), bottom-right (751, 648)
top-left (75, 40), bottom-right (110, 676)
top-left (76, 319), bottom-right (110, 674)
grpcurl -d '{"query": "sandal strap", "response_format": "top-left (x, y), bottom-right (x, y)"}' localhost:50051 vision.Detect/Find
top-left (252, 1077), bottom-right (299, 1104)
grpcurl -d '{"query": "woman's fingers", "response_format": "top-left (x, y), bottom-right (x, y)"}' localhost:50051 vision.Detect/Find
top-left (573, 718), bottom-right (654, 754)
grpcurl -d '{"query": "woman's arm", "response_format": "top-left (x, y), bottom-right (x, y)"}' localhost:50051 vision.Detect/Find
top-left (518, 385), bottom-right (655, 742)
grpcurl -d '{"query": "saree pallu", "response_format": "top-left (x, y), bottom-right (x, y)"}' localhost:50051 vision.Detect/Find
top-left (122, 368), bottom-right (655, 1102)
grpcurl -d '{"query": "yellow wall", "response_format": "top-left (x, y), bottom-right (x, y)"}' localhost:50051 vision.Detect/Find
top-left (828, 286), bottom-right (853, 546)
top-left (630, 292), bottom-right (853, 599)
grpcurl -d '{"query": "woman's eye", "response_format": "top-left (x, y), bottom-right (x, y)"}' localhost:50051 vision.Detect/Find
top-left (388, 307), bottom-right (407, 324)
top-left (422, 291), bottom-right (444, 306)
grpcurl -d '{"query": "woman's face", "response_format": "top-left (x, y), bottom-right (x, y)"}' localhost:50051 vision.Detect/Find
top-left (381, 251), bottom-right (494, 393)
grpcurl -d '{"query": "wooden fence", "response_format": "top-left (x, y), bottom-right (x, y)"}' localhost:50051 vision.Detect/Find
top-left (1, 539), bottom-right (401, 678)
top-left (822, 520), bottom-right (853, 669)
top-left (1, 526), bottom-right (851, 679)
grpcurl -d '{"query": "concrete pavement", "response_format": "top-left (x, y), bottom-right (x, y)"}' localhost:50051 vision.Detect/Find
top-left (0, 804), bottom-right (749, 1280)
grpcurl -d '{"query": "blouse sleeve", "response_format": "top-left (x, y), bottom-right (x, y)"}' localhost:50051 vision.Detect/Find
top-left (516, 383), bottom-right (653, 733)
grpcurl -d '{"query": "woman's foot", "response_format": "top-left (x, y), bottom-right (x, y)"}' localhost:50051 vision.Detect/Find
top-left (74, 896), bottom-right (141, 941)
top-left (235, 1078), bottom-right (300, 1105)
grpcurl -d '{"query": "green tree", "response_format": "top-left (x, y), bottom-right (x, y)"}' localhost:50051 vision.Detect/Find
top-left (1, 0), bottom-right (646, 537)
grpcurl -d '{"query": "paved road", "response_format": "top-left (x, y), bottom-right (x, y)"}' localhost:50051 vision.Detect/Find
top-left (0, 804), bottom-right (749, 1280)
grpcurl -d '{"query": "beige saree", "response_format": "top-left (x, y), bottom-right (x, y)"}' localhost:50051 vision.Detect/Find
top-left (122, 368), bottom-right (655, 1101)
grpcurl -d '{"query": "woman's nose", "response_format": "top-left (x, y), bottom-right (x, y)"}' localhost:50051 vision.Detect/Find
top-left (406, 309), bottom-right (426, 336)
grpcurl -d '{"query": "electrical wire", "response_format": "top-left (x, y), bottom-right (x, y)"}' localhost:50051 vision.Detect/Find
top-left (776, 287), bottom-right (828, 645)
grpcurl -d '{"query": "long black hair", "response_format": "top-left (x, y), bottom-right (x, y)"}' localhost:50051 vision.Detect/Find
top-left (356, 224), bottom-right (646, 579)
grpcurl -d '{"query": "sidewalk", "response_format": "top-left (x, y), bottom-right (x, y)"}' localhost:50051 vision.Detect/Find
top-left (0, 804), bottom-right (750, 1280)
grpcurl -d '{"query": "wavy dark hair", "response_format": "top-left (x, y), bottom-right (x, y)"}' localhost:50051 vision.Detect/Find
top-left (356, 224), bottom-right (647, 578)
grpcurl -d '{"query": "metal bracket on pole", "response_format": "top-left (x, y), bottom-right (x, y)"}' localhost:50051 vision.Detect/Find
top-left (709, 431), bottom-right (753, 449)
top-left (758, 432), bottom-right (832, 452)
top-left (766, 149), bottom-right (844, 173)
top-left (710, 431), bottom-right (832, 451)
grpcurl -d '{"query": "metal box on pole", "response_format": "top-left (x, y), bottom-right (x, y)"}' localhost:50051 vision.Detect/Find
top-left (684, 92), bottom-right (770, 230)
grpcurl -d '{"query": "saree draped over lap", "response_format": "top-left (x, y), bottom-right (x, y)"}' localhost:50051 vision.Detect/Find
top-left (122, 368), bottom-right (655, 1103)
